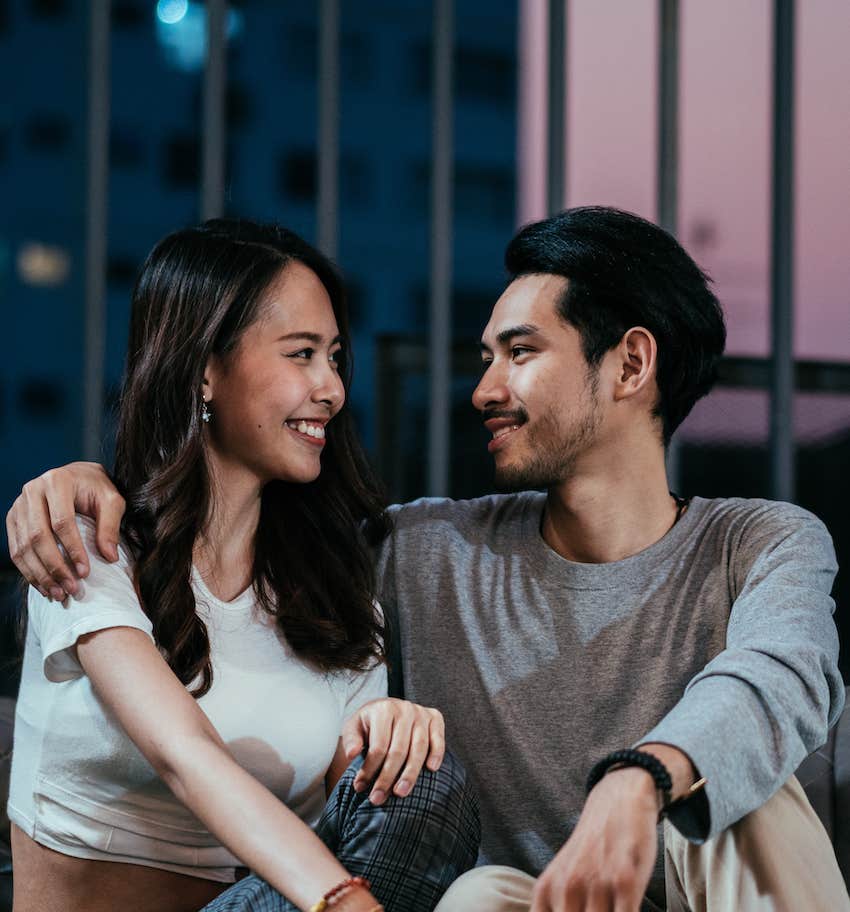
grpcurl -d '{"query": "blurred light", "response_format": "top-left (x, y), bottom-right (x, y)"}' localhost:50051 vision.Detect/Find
top-left (17, 242), bottom-right (71, 288)
top-left (154, 1), bottom-right (243, 72)
top-left (156, 0), bottom-right (188, 26)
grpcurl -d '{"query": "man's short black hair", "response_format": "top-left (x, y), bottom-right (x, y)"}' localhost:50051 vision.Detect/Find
top-left (505, 206), bottom-right (726, 444)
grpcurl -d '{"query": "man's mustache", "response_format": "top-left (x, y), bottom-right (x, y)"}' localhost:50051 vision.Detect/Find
top-left (481, 408), bottom-right (528, 425)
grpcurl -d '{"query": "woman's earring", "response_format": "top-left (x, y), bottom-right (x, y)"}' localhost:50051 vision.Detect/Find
top-left (201, 397), bottom-right (212, 423)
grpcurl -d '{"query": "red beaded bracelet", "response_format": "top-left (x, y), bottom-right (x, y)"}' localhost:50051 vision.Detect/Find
top-left (309, 876), bottom-right (372, 912)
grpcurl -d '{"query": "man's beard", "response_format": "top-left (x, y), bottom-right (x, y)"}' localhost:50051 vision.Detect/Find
top-left (493, 387), bottom-right (602, 493)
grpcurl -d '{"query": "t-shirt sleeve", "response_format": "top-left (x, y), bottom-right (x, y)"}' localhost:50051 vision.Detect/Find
top-left (343, 659), bottom-right (389, 721)
top-left (341, 602), bottom-right (389, 719)
top-left (372, 504), bottom-right (406, 698)
top-left (639, 506), bottom-right (843, 842)
top-left (27, 516), bottom-right (154, 683)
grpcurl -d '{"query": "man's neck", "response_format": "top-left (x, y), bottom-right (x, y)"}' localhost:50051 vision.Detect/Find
top-left (540, 448), bottom-right (679, 564)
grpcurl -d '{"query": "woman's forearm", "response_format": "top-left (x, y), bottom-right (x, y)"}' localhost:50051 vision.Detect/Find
top-left (161, 735), bottom-right (350, 911)
top-left (76, 627), bottom-right (377, 912)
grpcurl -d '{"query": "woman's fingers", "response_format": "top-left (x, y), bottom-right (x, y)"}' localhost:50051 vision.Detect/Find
top-left (391, 723), bottom-right (431, 797)
top-left (367, 712), bottom-right (414, 804)
top-left (425, 711), bottom-right (446, 772)
top-left (347, 701), bottom-right (446, 805)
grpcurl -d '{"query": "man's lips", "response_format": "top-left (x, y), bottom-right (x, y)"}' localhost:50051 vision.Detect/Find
top-left (483, 416), bottom-right (525, 453)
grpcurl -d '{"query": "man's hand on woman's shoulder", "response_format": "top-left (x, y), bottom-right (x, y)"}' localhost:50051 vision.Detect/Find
top-left (6, 461), bottom-right (125, 599)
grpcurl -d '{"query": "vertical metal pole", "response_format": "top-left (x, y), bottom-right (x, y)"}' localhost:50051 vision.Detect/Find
top-left (82, 0), bottom-right (110, 460)
top-left (769, 0), bottom-right (795, 502)
top-left (318, 0), bottom-right (340, 259)
top-left (201, 0), bottom-right (227, 221)
top-left (657, 0), bottom-right (679, 237)
top-left (427, 0), bottom-right (454, 497)
top-left (516, 0), bottom-right (549, 227)
top-left (657, 0), bottom-right (682, 489)
top-left (546, 0), bottom-right (566, 215)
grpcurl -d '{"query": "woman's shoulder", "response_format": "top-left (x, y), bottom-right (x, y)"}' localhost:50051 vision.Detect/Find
top-left (26, 516), bottom-right (151, 682)
top-left (73, 515), bottom-right (135, 574)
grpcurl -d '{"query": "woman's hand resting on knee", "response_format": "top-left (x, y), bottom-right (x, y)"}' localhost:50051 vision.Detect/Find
top-left (341, 698), bottom-right (445, 805)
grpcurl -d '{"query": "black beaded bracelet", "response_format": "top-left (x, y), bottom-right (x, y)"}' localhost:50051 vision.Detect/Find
top-left (586, 749), bottom-right (673, 810)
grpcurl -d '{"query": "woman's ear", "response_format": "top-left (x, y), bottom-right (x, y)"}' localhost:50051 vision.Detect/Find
top-left (202, 354), bottom-right (220, 402)
top-left (612, 326), bottom-right (657, 402)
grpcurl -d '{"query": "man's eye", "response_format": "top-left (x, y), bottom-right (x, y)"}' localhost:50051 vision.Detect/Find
top-left (511, 346), bottom-right (532, 359)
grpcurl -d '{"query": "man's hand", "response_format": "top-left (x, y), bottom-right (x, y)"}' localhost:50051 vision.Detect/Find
top-left (6, 462), bottom-right (124, 599)
top-left (531, 767), bottom-right (660, 912)
top-left (341, 698), bottom-right (445, 805)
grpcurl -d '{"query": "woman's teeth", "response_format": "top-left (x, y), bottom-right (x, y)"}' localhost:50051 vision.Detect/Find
top-left (286, 420), bottom-right (325, 439)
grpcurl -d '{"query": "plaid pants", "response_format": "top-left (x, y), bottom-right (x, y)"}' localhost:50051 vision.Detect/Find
top-left (200, 749), bottom-right (481, 912)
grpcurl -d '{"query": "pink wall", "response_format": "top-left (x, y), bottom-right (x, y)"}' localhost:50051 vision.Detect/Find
top-left (517, 0), bottom-right (850, 365)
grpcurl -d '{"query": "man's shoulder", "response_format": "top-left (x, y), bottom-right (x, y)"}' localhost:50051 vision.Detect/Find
top-left (693, 495), bottom-right (833, 560)
top-left (696, 495), bottom-right (827, 533)
top-left (387, 490), bottom-right (543, 536)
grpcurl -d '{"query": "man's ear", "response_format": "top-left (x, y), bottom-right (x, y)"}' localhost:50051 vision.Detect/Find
top-left (612, 327), bottom-right (657, 402)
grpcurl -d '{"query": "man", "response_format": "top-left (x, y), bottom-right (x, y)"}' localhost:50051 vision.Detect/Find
top-left (7, 207), bottom-right (848, 911)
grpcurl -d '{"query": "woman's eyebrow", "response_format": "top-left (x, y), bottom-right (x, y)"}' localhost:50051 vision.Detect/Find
top-left (275, 332), bottom-right (344, 345)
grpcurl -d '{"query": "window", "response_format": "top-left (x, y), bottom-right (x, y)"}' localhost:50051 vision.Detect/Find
top-left (407, 161), bottom-right (430, 214)
top-left (455, 165), bottom-right (514, 223)
top-left (344, 277), bottom-right (365, 327)
top-left (341, 154), bottom-right (371, 208)
top-left (278, 149), bottom-right (315, 203)
top-left (112, 1), bottom-right (145, 28)
top-left (162, 134), bottom-right (199, 189)
top-left (110, 127), bottom-right (145, 169)
top-left (282, 21), bottom-right (317, 79)
top-left (282, 23), bottom-right (371, 87)
top-left (107, 254), bottom-right (139, 286)
top-left (28, 0), bottom-right (66, 18)
top-left (341, 32), bottom-right (372, 86)
top-left (409, 42), bottom-right (516, 106)
top-left (456, 46), bottom-right (514, 105)
top-left (24, 114), bottom-right (71, 152)
top-left (18, 379), bottom-right (63, 418)
top-left (409, 42), bottom-right (430, 95)
top-left (226, 81), bottom-right (254, 131)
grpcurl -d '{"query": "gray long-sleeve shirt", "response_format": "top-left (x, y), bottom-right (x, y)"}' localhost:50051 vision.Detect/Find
top-left (374, 493), bottom-right (844, 877)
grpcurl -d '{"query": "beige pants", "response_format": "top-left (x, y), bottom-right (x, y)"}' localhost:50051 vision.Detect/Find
top-left (434, 776), bottom-right (850, 911)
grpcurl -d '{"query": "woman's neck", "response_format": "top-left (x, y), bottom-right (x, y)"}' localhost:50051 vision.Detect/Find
top-left (194, 456), bottom-right (263, 602)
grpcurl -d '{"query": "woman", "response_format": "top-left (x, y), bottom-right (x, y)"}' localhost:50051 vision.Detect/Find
top-left (8, 220), bottom-right (479, 912)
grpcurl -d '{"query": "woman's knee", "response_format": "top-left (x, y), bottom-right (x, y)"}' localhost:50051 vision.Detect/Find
top-left (414, 749), bottom-right (480, 828)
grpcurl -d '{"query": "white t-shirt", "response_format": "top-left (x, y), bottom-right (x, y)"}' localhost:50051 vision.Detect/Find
top-left (8, 517), bottom-right (388, 882)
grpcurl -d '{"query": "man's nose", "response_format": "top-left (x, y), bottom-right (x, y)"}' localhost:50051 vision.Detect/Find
top-left (472, 363), bottom-right (509, 411)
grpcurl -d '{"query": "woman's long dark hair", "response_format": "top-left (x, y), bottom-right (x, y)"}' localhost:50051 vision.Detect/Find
top-left (113, 219), bottom-right (389, 697)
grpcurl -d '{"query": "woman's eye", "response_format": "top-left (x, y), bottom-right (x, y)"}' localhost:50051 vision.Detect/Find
top-left (290, 348), bottom-right (314, 360)
top-left (329, 350), bottom-right (342, 368)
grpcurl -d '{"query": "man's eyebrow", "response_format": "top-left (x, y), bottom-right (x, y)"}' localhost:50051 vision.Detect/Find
top-left (478, 324), bottom-right (542, 353)
top-left (495, 323), bottom-right (540, 345)
top-left (275, 332), bottom-right (343, 345)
